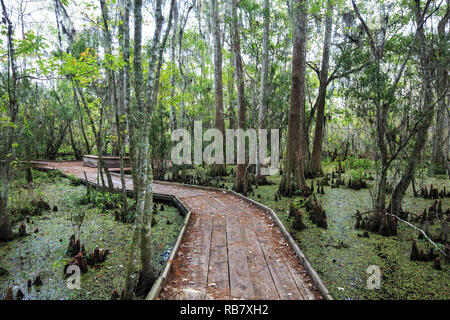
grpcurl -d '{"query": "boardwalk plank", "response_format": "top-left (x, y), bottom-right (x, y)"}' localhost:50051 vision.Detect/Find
top-left (253, 218), bottom-right (305, 300)
top-left (205, 215), bottom-right (230, 300)
top-left (240, 217), bottom-right (280, 299)
top-left (286, 258), bottom-right (316, 300)
top-left (180, 214), bottom-right (213, 299)
top-left (226, 216), bottom-right (256, 299)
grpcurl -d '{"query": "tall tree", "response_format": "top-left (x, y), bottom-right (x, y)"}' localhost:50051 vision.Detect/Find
top-left (101, 0), bottom-right (129, 219)
top-left (279, 0), bottom-right (309, 196)
top-left (310, 1), bottom-right (333, 177)
top-left (137, 0), bottom-right (175, 297)
top-left (210, 0), bottom-right (226, 177)
top-left (123, 0), bottom-right (174, 299)
top-left (352, 0), bottom-right (433, 235)
top-left (389, 0), bottom-right (442, 214)
top-left (123, 0), bottom-right (144, 299)
top-left (176, 2), bottom-right (193, 129)
top-left (256, 0), bottom-right (270, 184)
top-left (232, 0), bottom-right (248, 193)
top-left (429, 2), bottom-right (449, 176)
top-left (0, 0), bottom-right (17, 241)
top-left (169, 1), bottom-right (179, 132)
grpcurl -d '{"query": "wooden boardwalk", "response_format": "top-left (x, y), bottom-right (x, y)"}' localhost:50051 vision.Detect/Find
top-left (35, 161), bottom-right (324, 300)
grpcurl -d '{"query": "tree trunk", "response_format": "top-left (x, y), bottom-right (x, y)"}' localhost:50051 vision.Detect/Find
top-left (120, 0), bottom-right (138, 202)
top-left (232, 0), bottom-right (248, 194)
top-left (210, 0), bottom-right (226, 177)
top-left (429, 4), bottom-right (449, 176)
top-left (72, 85), bottom-right (91, 154)
top-left (169, 2), bottom-right (178, 132)
top-left (0, 196), bottom-right (13, 242)
top-left (311, 1), bottom-right (333, 177)
top-left (123, 0), bottom-right (173, 298)
top-left (102, 0), bottom-right (129, 217)
top-left (227, 46), bottom-right (236, 130)
top-left (123, 0), bottom-right (146, 299)
top-left (139, 0), bottom-right (175, 294)
top-left (0, 0), bottom-right (18, 242)
top-left (176, 4), bottom-right (193, 130)
top-left (389, 0), bottom-right (438, 214)
top-left (68, 122), bottom-right (82, 160)
top-left (74, 80), bottom-right (114, 191)
top-left (279, 0), bottom-right (308, 196)
top-left (256, 0), bottom-right (270, 185)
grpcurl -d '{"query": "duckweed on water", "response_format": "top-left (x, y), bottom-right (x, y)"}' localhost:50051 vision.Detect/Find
top-left (217, 165), bottom-right (449, 300)
top-left (0, 171), bottom-right (184, 300)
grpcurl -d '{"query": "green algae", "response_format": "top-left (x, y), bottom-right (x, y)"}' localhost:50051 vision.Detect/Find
top-left (0, 171), bottom-right (184, 300)
top-left (219, 165), bottom-right (449, 300)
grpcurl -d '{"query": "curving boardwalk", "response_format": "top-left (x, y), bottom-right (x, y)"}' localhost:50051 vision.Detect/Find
top-left (34, 161), bottom-right (323, 300)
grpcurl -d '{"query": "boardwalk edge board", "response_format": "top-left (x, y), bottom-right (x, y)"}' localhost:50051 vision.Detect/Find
top-left (146, 208), bottom-right (191, 300)
top-left (229, 190), bottom-right (334, 300)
